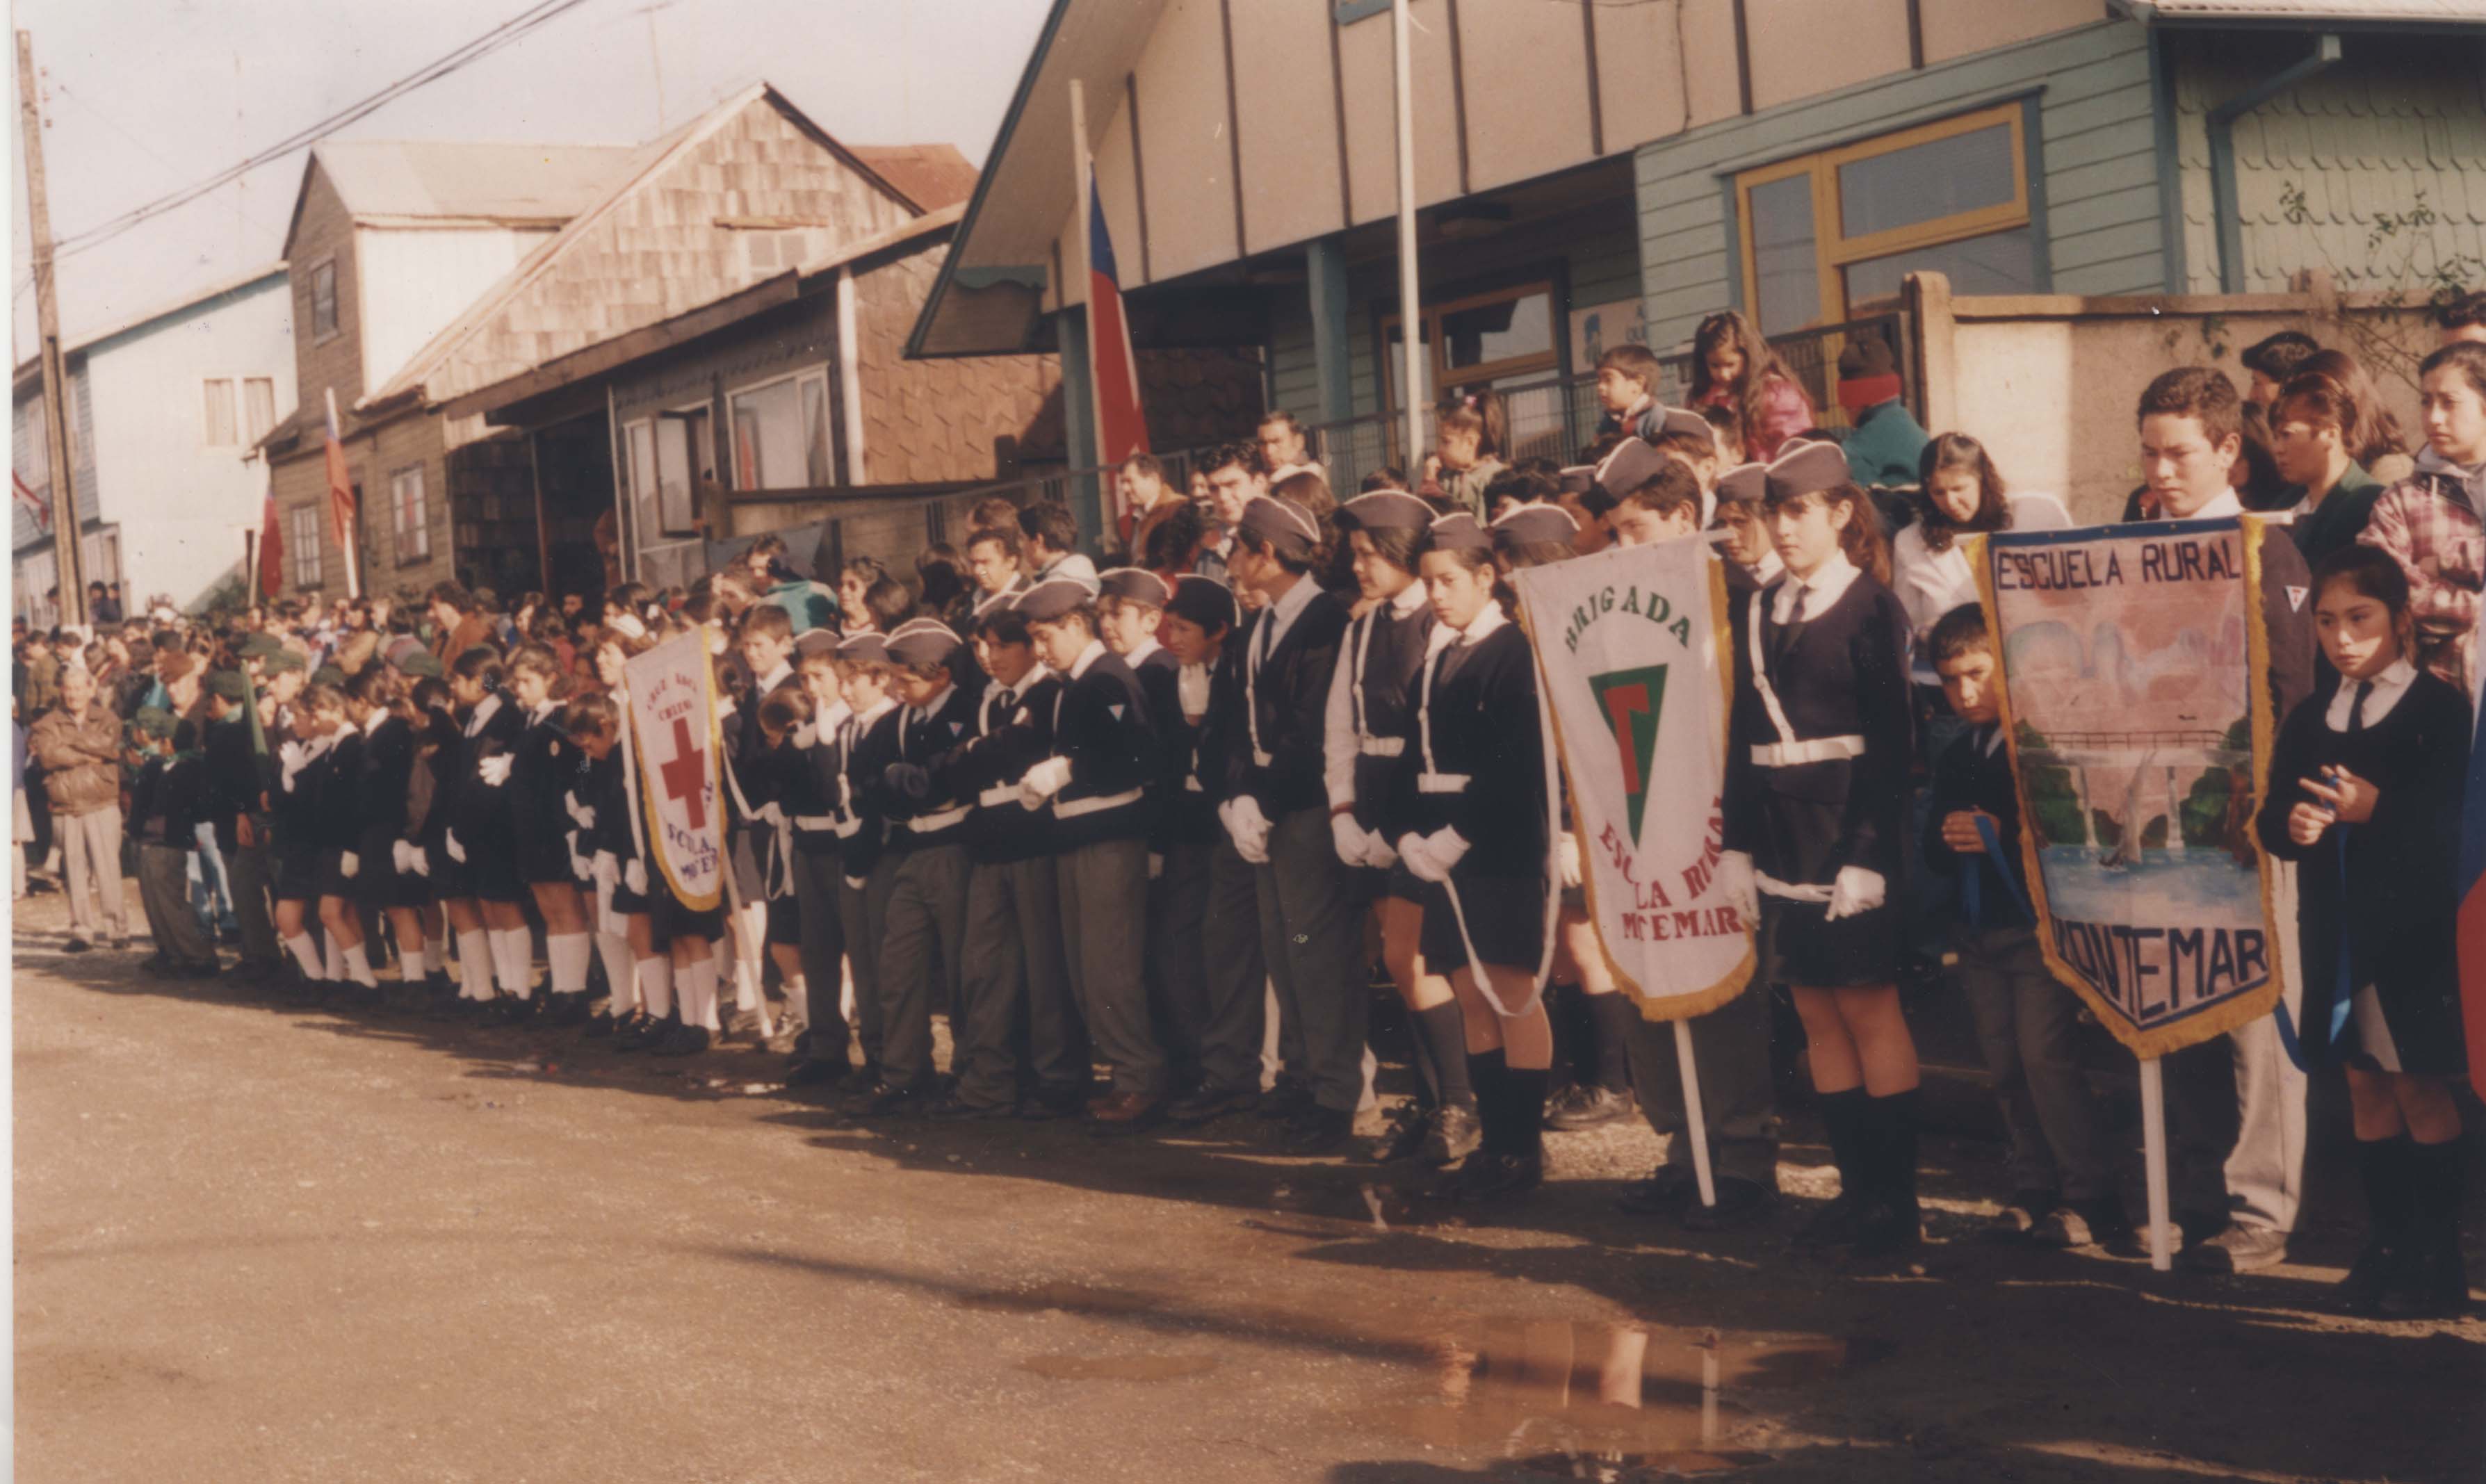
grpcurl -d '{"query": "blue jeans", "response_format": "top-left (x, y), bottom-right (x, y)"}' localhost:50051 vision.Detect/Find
top-left (189, 822), bottom-right (238, 936)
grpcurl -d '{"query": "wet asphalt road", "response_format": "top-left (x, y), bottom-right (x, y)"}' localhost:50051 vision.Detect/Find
top-left (13, 887), bottom-right (2483, 1483)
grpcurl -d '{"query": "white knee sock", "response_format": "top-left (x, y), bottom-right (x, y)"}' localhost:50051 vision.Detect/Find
top-left (341, 942), bottom-right (378, 989)
top-left (323, 932), bottom-right (345, 982)
top-left (490, 928), bottom-right (534, 999)
top-left (546, 931), bottom-right (592, 995)
top-left (400, 941), bottom-right (428, 981)
top-left (285, 932), bottom-right (322, 979)
top-left (637, 956), bottom-right (674, 1018)
top-left (731, 949), bottom-right (760, 1012)
top-left (679, 956), bottom-right (720, 1031)
top-left (780, 974), bottom-right (809, 1028)
top-left (595, 933), bottom-right (637, 1014)
top-left (840, 957), bottom-right (856, 1022)
top-left (456, 929), bottom-right (494, 1000)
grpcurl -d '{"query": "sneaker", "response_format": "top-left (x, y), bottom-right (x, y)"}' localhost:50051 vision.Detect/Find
top-left (1679, 1176), bottom-right (1778, 1232)
top-left (2175, 1221), bottom-right (2288, 1273)
top-left (1985, 1188), bottom-right (2061, 1241)
top-left (1545, 1083), bottom-right (1636, 1132)
top-left (2031, 1197), bottom-right (2136, 1254)
top-left (1614, 1164), bottom-right (1700, 1217)
top-left (1418, 1102), bottom-right (1483, 1168)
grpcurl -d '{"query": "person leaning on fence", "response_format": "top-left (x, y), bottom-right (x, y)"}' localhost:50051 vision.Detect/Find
top-left (1831, 336), bottom-right (1928, 491)
top-left (2358, 341), bottom-right (2486, 696)
top-left (1688, 310), bottom-right (1814, 464)
top-left (30, 663), bottom-right (131, 954)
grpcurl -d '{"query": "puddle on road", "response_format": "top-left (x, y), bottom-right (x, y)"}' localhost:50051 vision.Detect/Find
top-left (1372, 1320), bottom-right (1869, 1475)
top-left (1018, 1353), bottom-right (1221, 1382)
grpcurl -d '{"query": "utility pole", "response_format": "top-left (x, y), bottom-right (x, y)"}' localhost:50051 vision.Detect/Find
top-left (17, 30), bottom-right (87, 627)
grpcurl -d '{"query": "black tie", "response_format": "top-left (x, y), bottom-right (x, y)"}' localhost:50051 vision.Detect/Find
top-left (1257, 612), bottom-right (1276, 669)
top-left (2347, 680), bottom-right (2373, 734)
top-left (1770, 584), bottom-right (1808, 664)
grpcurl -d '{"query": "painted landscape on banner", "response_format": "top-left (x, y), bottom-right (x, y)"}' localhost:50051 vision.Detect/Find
top-left (1513, 535), bottom-right (1751, 1022)
top-left (1983, 518), bottom-right (2304, 1057)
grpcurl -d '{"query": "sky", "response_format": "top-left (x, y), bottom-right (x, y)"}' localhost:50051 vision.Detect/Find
top-left (6, 0), bottom-right (1053, 359)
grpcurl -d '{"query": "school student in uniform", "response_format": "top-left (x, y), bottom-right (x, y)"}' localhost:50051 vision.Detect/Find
top-left (129, 707), bottom-right (220, 978)
top-left (565, 669), bottom-right (676, 1054)
top-left (344, 666), bottom-right (435, 1015)
top-left (750, 685), bottom-right (818, 1044)
top-left (202, 668), bottom-right (281, 983)
top-left (311, 683), bottom-right (382, 1005)
top-left (1326, 488), bottom-right (1475, 1166)
top-left (1224, 495), bottom-right (1367, 1155)
top-left (1921, 603), bottom-right (2129, 1252)
top-left (569, 637), bottom-right (642, 1040)
top-left (440, 647), bottom-right (533, 1016)
top-left (498, 644), bottom-right (594, 1025)
top-left (722, 607), bottom-right (802, 1030)
top-left (2255, 547), bottom-right (2471, 1316)
top-left (833, 632), bottom-right (903, 1087)
top-left (783, 629), bottom-right (856, 1086)
top-left (1156, 576), bottom-right (1271, 1125)
top-left (1016, 575), bottom-right (1171, 1132)
top-left (1718, 440), bottom-right (1921, 1255)
top-left (1398, 512), bottom-right (1560, 1201)
top-left (925, 592), bottom-right (1075, 1120)
top-left (856, 619), bottom-right (981, 1115)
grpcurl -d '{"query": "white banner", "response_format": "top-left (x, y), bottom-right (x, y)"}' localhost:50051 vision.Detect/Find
top-left (624, 632), bottom-right (724, 911)
top-left (1511, 536), bottom-right (1753, 1020)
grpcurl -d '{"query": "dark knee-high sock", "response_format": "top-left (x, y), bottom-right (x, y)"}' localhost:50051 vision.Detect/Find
top-left (1468, 1049), bottom-right (1509, 1150)
top-left (2410, 1136), bottom-right (2466, 1262)
top-left (1585, 990), bottom-right (1636, 1094)
top-left (1500, 1065), bottom-right (1550, 1157)
top-left (1818, 1088), bottom-right (1869, 1198)
top-left (1416, 1002), bottom-right (1475, 1109)
top-left (1866, 1088), bottom-right (1921, 1210)
top-left (2359, 1135), bottom-right (2414, 1246)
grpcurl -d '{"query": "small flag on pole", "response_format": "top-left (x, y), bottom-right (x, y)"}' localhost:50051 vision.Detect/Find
top-left (1084, 168), bottom-right (1148, 538)
top-left (324, 387), bottom-right (361, 599)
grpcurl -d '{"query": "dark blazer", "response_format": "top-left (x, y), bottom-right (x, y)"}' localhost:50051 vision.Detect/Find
top-left (1048, 651), bottom-right (1155, 848)
top-left (1919, 724), bottom-right (2029, 931)
top-left (353, 713), bottom-right (419, 861)
top-left (1234, 584), bottom-right (1350, 816)
top-left (934, 672), bottom-right (1062, 865)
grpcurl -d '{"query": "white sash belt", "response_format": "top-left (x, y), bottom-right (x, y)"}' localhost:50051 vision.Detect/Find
top-left (793, 814), bottom-right (839, 832)
top-left (1251, 747), bottom-right (1274, 767)
top-left (1749, 734), bottom-right (1865, 769)
top-left (978, 784), bottom-right (1021, 808)
top-left (1417, 772), bottom-right (1471, 794)
top-left (902, 805), bottom-right (970, 833)
top-left (1756, 870), bottom-right (1835, 903)
top-left (1357, 735), bottom-right (1405, 758)
top-left (1054, 787), bottom-right (1144, 820)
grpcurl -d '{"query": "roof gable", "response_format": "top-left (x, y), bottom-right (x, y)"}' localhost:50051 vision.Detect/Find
top-left (279, 140), bottom-right (635, 257)
top-left (365, 83), bottom-right (957, 411)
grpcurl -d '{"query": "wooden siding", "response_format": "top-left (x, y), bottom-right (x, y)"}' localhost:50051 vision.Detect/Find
top-left (856, 243), bottom-right (1066, 484)
top-left (290, 161), bottom-right (366, 414)
top-left (1634, 19), bottom-right (2168, 353)
top-left (2173, 32), bottom-right (2486, 295)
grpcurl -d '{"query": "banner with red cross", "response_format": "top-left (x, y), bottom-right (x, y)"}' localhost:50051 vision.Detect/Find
top-left (623, 632), bottom-right (725, 911)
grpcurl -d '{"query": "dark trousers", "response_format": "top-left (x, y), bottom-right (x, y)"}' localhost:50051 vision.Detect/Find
top-left (1149, 840), bottom-right (1211, 1088)
top-left (1627, 977), bottom-right (1780, 1188)
top-left (138, 842), bottom-right (216, 965)
top-left (956, 856), bottom-right (1082, 1106)
top-left (1959, 924), bottom-right (2115, 1202)
top-left (1254, 806), bottom-right (1367, 1114)
top-left (838, 858), bottom-right (900, 1068)
top-left (1058, 835), bottom-right (1163, 1095)
top-left (791, 850), bottom-right (847, 1054)
top-left (1173, 836), bottom-right (1267, 1095)
top-left (875, 842), bottom-right (971, 1088)
top-left (227, 833), bottom-right (279, 965)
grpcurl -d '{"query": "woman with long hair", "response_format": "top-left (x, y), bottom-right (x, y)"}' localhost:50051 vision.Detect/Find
top-left (1689, 310), bottom-right (1814, 462)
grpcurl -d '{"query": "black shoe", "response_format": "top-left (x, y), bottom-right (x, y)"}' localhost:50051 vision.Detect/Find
top-left (1016, 1086), bottom-right (1088, 1121)
top-left (1615, 1164), bottom-right (1700, 1217)
top-left (1985, 1188), bottom-right (2062, 1242)
top-left (174, 958), bottom-right (221, 981)
top-left (481, 994), bottom-right (535, 1027)
top-left (1849, 1194), bottom-right (1922, 1257)
top-left (651, 1021), bottom-right (712, 1057)
top-left (138, 954), bottom-right (175, 977)
top-left (1278, 1105), bottom-right (1354, 1157)
top-left (62, 937), bottom-right (92, 954)
top-left (2337, 1236), bottom-right (2401, 1316)
top-left (1545, 1083), bottom-right (1636, 1132)
top-left (854, 1082), bottom-right (927, 1118)
top-left (610, 1013), bottom-right (659, 1052)
top-left (1256, 1079), bottom-right (1314, 1121)
top-left (925, 1093), bottom-right (1015, 1123)
top-left (1679, 1176), bottom-right (1777, 1231)
top-left (585, 1009), bottom-right (617, 1038)
top-left (1362, 1103), bottom-right (1433, 1164)
top-left (783, 1055), bottom-right (851, 1088)
top-left (1420, 1102), bottom-right (1483, 1168)
top-left (544, 991), bottom-right (592, 1027)
top-left (1167, 1084), bottom-right (1260, 1125)
top-left (1794, 1193), bottom-right (1866, 1248)
top-left (1449, 1150), bottom-right (1546, 1204)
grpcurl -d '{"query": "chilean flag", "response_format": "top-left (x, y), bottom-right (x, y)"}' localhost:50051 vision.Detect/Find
top-left (323, 389), bottom-right (361, 599)
top-left (258, 484), bottom-right (284, 599)
top-left (1086, 172), bottom-right (1148, 535)
top-left (2462, 646), bottom-right (2486, 1099)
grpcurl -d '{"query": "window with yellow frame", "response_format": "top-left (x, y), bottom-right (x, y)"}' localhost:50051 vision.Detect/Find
top-left (1736, 103), bottom-right (2040, 337)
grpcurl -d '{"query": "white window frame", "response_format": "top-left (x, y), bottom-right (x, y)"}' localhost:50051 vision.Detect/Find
top-left (724, 366), bottom-right (832, 493)
top-left (203, 377), bottom-right (239, 448)
top-left (389, 463), bottom-right (430, 566)
top-left (652, 399), bottom-right (712, 538)
top-left (309, 258), bottom-right (339, 343)
top-left (243, 377), bottom-right (277, 444)
top-left (290, 504), bottom-right (323, 589)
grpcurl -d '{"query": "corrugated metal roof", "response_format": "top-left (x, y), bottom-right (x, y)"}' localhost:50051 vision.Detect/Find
top-left (312, 139), bottom-right (637, 223)
top-left (2125, 0), bottom-right (2486, 22)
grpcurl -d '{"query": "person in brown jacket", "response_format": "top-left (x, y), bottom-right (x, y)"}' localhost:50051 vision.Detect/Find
top-left (30, 665), bottom-right (131, 951)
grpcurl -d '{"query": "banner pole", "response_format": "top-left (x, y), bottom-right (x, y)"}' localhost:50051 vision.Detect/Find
top-left (1673, 1019), bottom-right (1717, 1208)
top-left (2140, 1055), bottom-right (2172, 1271)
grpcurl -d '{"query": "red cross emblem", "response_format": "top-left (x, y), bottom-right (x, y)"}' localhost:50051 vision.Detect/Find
top-left (658, 716), bottom-right (710, 829)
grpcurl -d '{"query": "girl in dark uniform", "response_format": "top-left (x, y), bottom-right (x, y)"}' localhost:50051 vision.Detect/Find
top-left (567, 674), bottom-right (671, 1051)
top-left (503, 644), bottom-right (592, 1026)
top-left (1329, 489), bottom-right (1472, 1168)
top-left (311, 682), bottom-right (380, 1006)
top-left (1399, 512), bottom-right (1560, 1202)
top-left (409, 674), bottom-right (464, 1017)
top-left (271, 686), bottom-right (339, 1002)
top-left (2256, 546), bottom-right (2470, 1316)
top-left (440, 646), bottom-right (528, 1016)
top-left (1720, 441), bottom-right (1919, 1254)
top-left (345, 666), bottom-right (431, 1013)
top-left (576, 637), bottom-right (642, 1038)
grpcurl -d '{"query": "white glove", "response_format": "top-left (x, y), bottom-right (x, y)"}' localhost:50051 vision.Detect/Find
top-left (843, 875), bottom-right (866, 891)
top-left (391, 840), bottom-right (417, 874)
top-left (407, 847), bottom-right (430, 879)
top-left (1825, 865), bottom-right (1887, 922)
top-left (279, 739), bottom-right (311, 792)
top-left (444, 829), bottom-right (468, 864)
top-left (1225, 794), bottom-right (1272, 864)
top-left (478, 754), bottom-right (512, 787)
top-left (1717, 850), bottom-right (1757, 924)
top-left (1017, 756), bottom-right (1073, 809)
top-left (1330, 813), bottom-right (1370, 867)
top-left (567, 832), bottom-right (590, 881)
top-left (592, 850), bottom-right (620, 887)
top-left (1148, 853), bottom-right (1164, 881)
top-left (793, 723), bottom-right (818, 749)
top-left (756, 801), bottom-right (786, 829)
top-left (1397, 826), bottom-right (1471, 884)
top-left (1360, 829), bottom-right (1399, 870)
top-left (1558, 831), bottom-right (1582, 890)
top-left (339, 851), bottom-right (359, 880)
top-left (564, 790), bottom-right (596, 829)
top-left (624, 858), bottom-right (648, 896)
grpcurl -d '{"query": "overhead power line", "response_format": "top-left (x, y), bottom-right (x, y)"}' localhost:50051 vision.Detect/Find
top-left (44, 0), bottom-right (603, 261)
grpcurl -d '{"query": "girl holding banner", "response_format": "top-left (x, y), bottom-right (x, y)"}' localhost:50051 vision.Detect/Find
top-left (1398, 512), bottom-right (1561, 1204)
top-left (1718, 442), bottom-right (1922, 1256)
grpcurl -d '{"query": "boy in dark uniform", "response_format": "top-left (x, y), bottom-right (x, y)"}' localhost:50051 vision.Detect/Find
top-left (131, 707), bottom-right (219, 977)
top-left (833, 632), bottom-right (903, 1088)
top-left (783, 629), bottom-right (855, 1087)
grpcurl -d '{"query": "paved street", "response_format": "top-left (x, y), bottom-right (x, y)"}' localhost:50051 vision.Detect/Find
top-left (13, 888), bottom-right (2483, 1483)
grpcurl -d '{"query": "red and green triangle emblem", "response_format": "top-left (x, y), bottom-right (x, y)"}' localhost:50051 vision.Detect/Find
top-left (1590, 664), bottom-right (1669, 839)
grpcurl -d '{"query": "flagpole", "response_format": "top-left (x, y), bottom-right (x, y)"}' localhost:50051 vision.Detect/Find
top-left (1672, 1019), bottom-right (1719, 1208)
top-left (325, 387), bottom-right (361, 601)
top-left (1067, 76), bottom-right (1110, 537)
top-left (2140, 1056), bottom-right (2173, 1271)
top-left (1391, 0), bottom-right (1425, 475)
